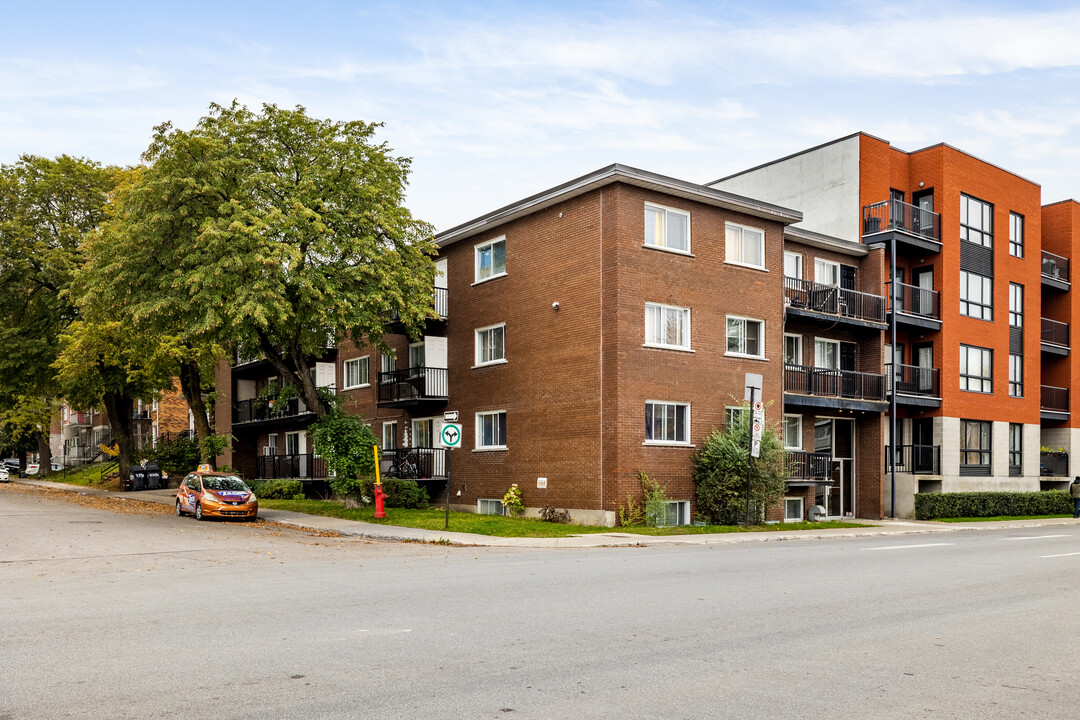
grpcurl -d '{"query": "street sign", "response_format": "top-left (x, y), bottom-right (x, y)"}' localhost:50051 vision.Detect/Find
top-left (751, 419), bottom-right (762, 458)
top-left (744, 373), bottom-right (763, 401)
top-left (443, 410), bottom-right (459, 422)
top-left (440, 423), bottom-right (463, 448)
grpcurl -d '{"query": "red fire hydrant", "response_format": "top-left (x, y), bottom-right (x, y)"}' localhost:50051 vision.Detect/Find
top-left (374, 481), bottom-right (386, 519)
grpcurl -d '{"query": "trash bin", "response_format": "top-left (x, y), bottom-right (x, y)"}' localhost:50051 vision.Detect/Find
top-left (145, 463), bottom-right (162, 490)
top-left (129, 466), bottom-right (147, 492)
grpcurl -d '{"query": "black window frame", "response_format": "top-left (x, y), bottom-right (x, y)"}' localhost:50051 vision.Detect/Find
top-left (1008, 423), bottom-right (1022, 476)
top-left (960, 194), bottom-right (993, 248)
top-left (1009, 212), bottom-right (1024, 258)
top-left (960, 345), bottom-right (993, 393)
top-left (1009, 283), bottom-right (1023, 328)
top-left (1009, 354), bottom-right (1023, 398)
top-left (960, 419), bottom-right (992, 475)
top-left (960, 270), bottom-right (993, 321)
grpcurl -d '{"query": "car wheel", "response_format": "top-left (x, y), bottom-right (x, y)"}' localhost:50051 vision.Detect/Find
top-left (175, 499), bottom-right (184, 516)
top-left (195, 503), bottom-right (204, 521)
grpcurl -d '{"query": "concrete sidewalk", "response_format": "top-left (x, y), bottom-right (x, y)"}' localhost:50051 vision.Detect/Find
top-left (14, 478), bottom-right (1080, 548)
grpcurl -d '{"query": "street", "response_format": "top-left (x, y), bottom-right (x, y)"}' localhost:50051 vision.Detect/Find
top-left (3, 486), bottom-right (1080, 719)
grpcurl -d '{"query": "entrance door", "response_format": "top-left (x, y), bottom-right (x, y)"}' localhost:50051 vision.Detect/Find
top-left (913, 418), bottom-right (934, 473)
top-left (915, 344), bottom-right (934, 394)
top-left (914, 190), bottom-right (935, 237)
top-left (815, 418), bottom-right (855, 518)
top-left (913, 267), bottom-right (934, 317)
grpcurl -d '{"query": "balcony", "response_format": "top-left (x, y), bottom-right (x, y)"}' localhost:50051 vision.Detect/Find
top-left (1040, 450), bottom-right (1069, 478)
top-left (377, 367), bottom-right (449, 408)
top-left (1041, 385), bottom-right (1070, 422)
top-left (885, 445), bottom-right (941, 475)
top-left (784, 278), bottom-right (886, 329)
top-left (1042, 251), bottom-right (1070, 291)
top-left (786, 450), bottom-right (832, 486)
top-left (255, 454), bottom-right (327, 480)
top-left (64, 411), bottom-right (92, 427)
top-left (783, 364), bottom-right (887, 412)
top-left (1041, 317), bottom-right (1070, 356)
top-left (887, 364), bottom-right (941, 408)
top-left (233, 396), bottom-right (317, 428)
top-left (862, 199), bottom-right (942, 254)
top-left (889, 281), bottom-right (941, 332)
top-left (380, 447), bottom-right (448, 481)
top-left (389, 287), bottom-right (449, 333)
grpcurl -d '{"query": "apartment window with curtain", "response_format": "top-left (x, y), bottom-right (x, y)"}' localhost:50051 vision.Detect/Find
top-left (960, 194), bottom-right (993, 248)
top-left (725, 222), bottom-right (765, 269)
top-left (644, 203), bottom-right (690, 254)
top-left (1008, 423), bottom-right (1022, 476)
top-left (645, 303), bottom-right (691, 350)
top-left (1009, 212), bottom-right (1024, 258)
top-left (645, 402), bottom-right (690, 445)
top-left (814, 259), bottom-right (840, 286)
top-left (784, 334), bottom-right (802, 365)
top-left (784, 252), bottom-right (802, 279)
top-left (960, 420), bottom-right (991, 475)
top-left (960, 345), bottom-right (992, 393)
top-left (726, 316), bottom-right (764, 358)
top-left (475, 237), bottom-right (507, 283)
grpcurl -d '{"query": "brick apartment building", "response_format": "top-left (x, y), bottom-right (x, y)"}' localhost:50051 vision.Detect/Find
top-left (714, 132), bottom-right (1080, 516)
top-left (215, 164), bottom-right (896, 524)
top-left (54, 390), bottom-right (193, 466)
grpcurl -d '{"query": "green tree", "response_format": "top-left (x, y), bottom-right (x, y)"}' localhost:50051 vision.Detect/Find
top-left (308, 405), bottom-right (377, 502)
top-left (0, 155), bottom-right (118, 475)
top-left (693, 403), bottom-right (789, 525)
top-left (97, 101), bottom-right (437, 421)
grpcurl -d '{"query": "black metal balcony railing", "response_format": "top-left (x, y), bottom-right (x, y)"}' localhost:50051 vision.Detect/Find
top-left (256, 454), bottom-right (327, 480)
top-left (381, 447), bottom-right (447, 479)
top-left (433, 286), bottom-right (448, 319)
top-left (1041, 385), bottom-right (1070, 413)
top-left (887, 364), bottom-right (940, 398)
top-left (132, 409), bottom-right (151, 420)
top-left (1040, 451), bottom-right (1069, 478)
top-left (891, 281), bottom-right (940, 320)
top-left (787, 450), bottom-right (831, 481)
top-left (863, 199), bottom-right (941, 242)
top-left (233, 396), bottom-right (314, 424)
top-left (885, 445), bottom-right (941, 475)
top-left (784, 277), bottom-right (885, 323)
top-left (1042, 317), bottom-right (1070, 347)
top-left (378, 367), bottom-right (449, 403)
top-left (1042, 251), bottom-right (1070, 283)
top-left (784, 364), bottom-right (886, 402)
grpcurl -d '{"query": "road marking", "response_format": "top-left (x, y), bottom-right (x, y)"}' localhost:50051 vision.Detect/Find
top-left (1004, 534), bottom-right (1071, 541)
top-left (861, 543), bottom-right (954, 551)
top-left (1042, 551), bottom-right (1080, 559)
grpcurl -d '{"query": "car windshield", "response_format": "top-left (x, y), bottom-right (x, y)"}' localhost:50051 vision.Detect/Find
top-left (201, 475), bottom-right (249, 492)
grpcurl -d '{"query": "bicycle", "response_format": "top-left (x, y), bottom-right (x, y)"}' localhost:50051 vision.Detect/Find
top-left (387, 450), bottom-right (420, 479)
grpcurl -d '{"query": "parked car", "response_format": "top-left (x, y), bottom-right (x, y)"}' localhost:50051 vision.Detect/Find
top-left (0, 466), bottom-right (8, 482)
top-left (175, 469), bottom-right (258, 521)
top-left (2, 458), bottom-right (19, 474)
top-left (25, 463), bottom-right (40, 476)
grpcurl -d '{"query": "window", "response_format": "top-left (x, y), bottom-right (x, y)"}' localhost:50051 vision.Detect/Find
top-left (382, 422), bottom-right (397, 451)
top-left (409, 342), bottom-right (425, 368)
top-left (380, 353), bottom-right (396, 379)
top-left (783, 415), bottom-right (802, 449)
top-left (960, 420), bottom-right (991, 472)
top-left (726, 316), bottom-right (764, 358)
top-left (960, 270), bottom-right (992, 320)
top-left (475, 324), bottom-right (506, 365)
top-left (1009, 423), bottom-right (1022, 476)
top-left (725, 406), bottom-right (747, 428)
top-left (265, 434), bottom-right (278, 456)
top-left (476, 410), bottom-right (507, 450)
top-left (784, 334), bottom-right (802, 366)
top-left (285, 432), bottom-right (301, 456)
top-left (1009, 283), bottom-right (1023, 327)
top-left (412, 419), bottom-right (433, 447)
top-left (645, 303), bottom-right (690, 350)
top-left (645, 402), bottom-right (690, 444)
top-left (644, 203), bottom-right (690, 253)
top-left (475, 237), bottom-right (506, 283)
top-left (725, 222), bottom-right (765, 269)
top-left (343, 356), bottom-right (369, 389)
top-left (960, 194), bottom-right (993, 248)
top-left (960, 345), bottom-right (992, 393)
top-left (814, 338), bottom-right (839, 369)
top-left (784, 497), bottom-right (804, 523)
top-left (478, 498), bottom-right (506, 516)
top-left (1009, 212), bottom-right (1024, 258)
top-left (815, 259), bottom-right (840, 286)
top-left (1009, 354), bottom-right (1023, 398)
top-left (784, 252), bottom-right (803, 279)
top-left (659, 500), bottom-right (690, 526)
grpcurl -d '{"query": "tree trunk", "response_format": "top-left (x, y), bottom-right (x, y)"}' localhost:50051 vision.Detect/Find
top-left (102, 391), bottom-right (135, 485)
top-left (257, 334), bottom-right (329, 418)
top-left (35, 430), bottom-right (51, 479)
top-left (178, 360), bottom-right (215, 464)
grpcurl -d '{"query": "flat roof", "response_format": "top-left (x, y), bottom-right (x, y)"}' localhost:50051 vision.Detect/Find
top-left (435, 163), bottom-right (802, 247)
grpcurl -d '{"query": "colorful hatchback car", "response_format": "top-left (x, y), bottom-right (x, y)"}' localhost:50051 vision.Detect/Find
top-left (176, 469), bottom-right (258, 521)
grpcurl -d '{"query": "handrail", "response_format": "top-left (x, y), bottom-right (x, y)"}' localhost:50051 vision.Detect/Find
top-left (1042, 250), bottom-right (1070, 283)
top-left (890, 281), bottom-right (940, 320)
top-left (886, 363), bottom-right (940, 398)
top-left (863, 199), bottom-right (941, 241)
top-left (1041, 317), bottom-right (1069, 347)
top-left (784, 277), bottom-right (885, 323)
top-left (783, 364), bottom-right (886, 402)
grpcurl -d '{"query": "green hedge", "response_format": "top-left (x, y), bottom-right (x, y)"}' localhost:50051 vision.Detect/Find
top-left (357, 477), bottom-right (430, 509)
top-left (247, 479), bottom-right (305, 500)
top-left (915, 490), bottom-right (1072, 520)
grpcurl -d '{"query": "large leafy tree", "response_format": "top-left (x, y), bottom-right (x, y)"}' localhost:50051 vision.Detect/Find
top-left (96, 101), bottom-right (438, 420)
top-left (0, 155), bottom-right (118, 474)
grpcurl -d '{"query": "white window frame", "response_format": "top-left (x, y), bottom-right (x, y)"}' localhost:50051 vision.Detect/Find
top-left (725, 406), bottom-right (747, 428)
top-left (380, 353), bottom-right (396, 378)
top-left (474, 236), bottom-right (507, 284)
top-left (815, 259), bottom-right (841, 286)
top-left (478, 499), bottom-right (506, 516)
top-left (265, 434), bottom-right (278, 456)
top-left (784, 252), bottom-right (803, 279)
top-left (343, 356), bottom-right (370, 390)
top-left (659, 500), bottom-right (690, 527)
top-left (784, 497), bottom-right (804, 523)
top-left (285, 431), bottom-right (301, 456)
top-left (644, 302), bottom-right (692, 352)
top-left (643, 202), bottom-right (691, 255)
top-left (382, 422), bottom-right (397, 451)
top-left (783, 414), bottom-right (802, 450)
top-left (784, 333), bottom-right (802, 366)
top-left (644, 401), bottom-right (691, 446)
top-left (725, 315), bottom-right (765, 359)
top-left (474, 323), bottom-right (507, 367)
top-left (725, 221), bottom-right (766, 270)
top-left (475, 410), bottom-right (507, 451)
top-left (814, 338), bottom-right (840, 370)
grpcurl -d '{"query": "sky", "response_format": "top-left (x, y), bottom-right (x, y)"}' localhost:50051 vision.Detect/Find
top-left (3, 0), bottom-right (1080, 231)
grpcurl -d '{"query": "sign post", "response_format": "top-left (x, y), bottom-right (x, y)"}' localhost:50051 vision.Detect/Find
top-left (744, 373), bottom-right (763, 527)
top-left (440, 421), bottom-right (462, 530)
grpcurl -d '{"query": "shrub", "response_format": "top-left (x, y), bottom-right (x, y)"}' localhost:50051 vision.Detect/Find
top-left (309, 409), bottom-right (377, 499)
top-left (501, 483), bottom-right (524, 516)
top-left (139, 435), bottom-right (200, 476)
top-left (915, 491), bottom-right (1072, 520)
top-left (617, 472), bottom-right (671, 527)
top-left (357, 477), bottom-right (430, 509)
top-left (248, 479), bottom-right (305, 500)
top-left (539, 506), bottom-right (572, 524)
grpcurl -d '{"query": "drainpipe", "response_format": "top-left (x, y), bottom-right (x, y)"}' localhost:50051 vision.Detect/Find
top-left (890, 239), bottom-right (898, 519)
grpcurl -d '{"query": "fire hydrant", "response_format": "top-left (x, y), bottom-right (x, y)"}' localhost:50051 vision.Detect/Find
top-left (374, 481), bottom-right (386, 519)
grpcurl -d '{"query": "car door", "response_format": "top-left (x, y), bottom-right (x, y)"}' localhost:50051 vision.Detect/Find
top-left (182, 475), bottom-right (199, 511)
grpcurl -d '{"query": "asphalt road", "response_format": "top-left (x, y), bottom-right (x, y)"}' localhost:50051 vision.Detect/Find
top-left (4, 488), bottom-right (1080, 719)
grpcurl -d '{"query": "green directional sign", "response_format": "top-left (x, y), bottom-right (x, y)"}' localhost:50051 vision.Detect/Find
top-left (440, 423), bottom-right (463, 448)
